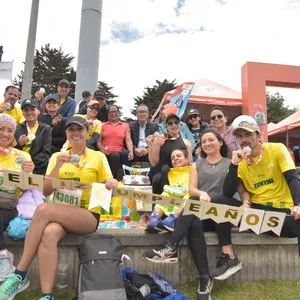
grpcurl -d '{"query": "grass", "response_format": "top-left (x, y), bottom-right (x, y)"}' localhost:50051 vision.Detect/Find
top-left (14, 280), bottom-right (300, 299)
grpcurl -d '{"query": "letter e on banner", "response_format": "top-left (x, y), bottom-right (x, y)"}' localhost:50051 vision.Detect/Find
top-left (260, 211), bottom-right (285, 236)
top-left (3, 169), bottom-right (24, 189)
top-left (182, 199), bottom-right (202, 218)
top-left (239, 208), bottom-right (265, 235)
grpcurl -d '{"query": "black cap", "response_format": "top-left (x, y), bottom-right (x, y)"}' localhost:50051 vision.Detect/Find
top-left (44, 94), bottom-right (60, 104)
top-left (65, 116), bottom-right (89, 130)
top-left (187, 108), bottom-right (200, 117)
top-left (58, 79), bottom-right (70, 87)
top-left (82, 91), bottom-right (92, 98)
top-left (165, 113), bottom-right (180, 124)
top-left (21, 99), bottom-right (39, 109)
top-left (93, 89), bottom-right (105, 99)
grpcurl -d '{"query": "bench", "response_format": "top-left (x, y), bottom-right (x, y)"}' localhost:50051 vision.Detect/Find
top-left (5, 229), bottom-right (300, 289)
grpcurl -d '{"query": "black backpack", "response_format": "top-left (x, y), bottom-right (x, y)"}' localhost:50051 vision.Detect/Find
top-left (75, 235), bottom-right (127, 300)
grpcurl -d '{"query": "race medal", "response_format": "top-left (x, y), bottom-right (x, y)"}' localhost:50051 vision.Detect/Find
top-left (5, 102), bottom-right (12, 110)
top-left (53, 188), bottom-right (82, 207)
top-left (28, 134), bottom-right (36, 141)
top-left (15, 155), bottom-right (26, 167)
top-left (242, 146), bottom-right (252, 156)
top-left (70, 154), bottom-right (80, 165)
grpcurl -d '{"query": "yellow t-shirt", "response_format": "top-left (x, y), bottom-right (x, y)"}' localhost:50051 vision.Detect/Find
top-left (74, 114), bottom-right (102, 141)
top-left (0, 102), bottom-right (25, 125)
top-left (238, 143), bottom-right (295, 209)
top-left (60, 98), bottom-right (66, 105)
top-left (0, 149), bottom-right (31, 197)
top-left (46, 148), bottom-right (112, 214)
top-left (22, 123), bottom-right (39, 153)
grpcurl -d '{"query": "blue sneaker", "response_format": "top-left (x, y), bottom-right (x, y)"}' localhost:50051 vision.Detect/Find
top-left (145, 213), bottom-right (161, 233)
top-left (0, 273), bottom-right (29, 300)
top-left (157, 214), bottom-right (177, 232)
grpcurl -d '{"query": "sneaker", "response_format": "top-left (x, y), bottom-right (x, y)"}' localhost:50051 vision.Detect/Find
top-left (145, 213), bottom-right (161, 233)
top-left (39, 296), bottom-right (54, 300)
top-left (157, 214), bottom-right (177, 232)
top-left (197, 276), bottom-right (213, 300)
top-left (211, 253), bottom-right (242, 280)
top-left (142, 240), bottom-right (178, 263)
top-left (0, 273), bottom-right (30, 300)
top-left (0, 250), bottom-right (14, 282)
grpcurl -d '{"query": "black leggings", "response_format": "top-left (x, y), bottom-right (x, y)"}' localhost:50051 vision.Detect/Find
top-left (211, 194), bottom-right (300, 255)
top-left (169, 195), bottom-right (240, 277)
top-left (0, 208), bottom-right (18, 250)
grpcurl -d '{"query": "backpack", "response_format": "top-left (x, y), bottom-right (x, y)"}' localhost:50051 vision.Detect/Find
top-left (75, 235), bottom-right (127, 300)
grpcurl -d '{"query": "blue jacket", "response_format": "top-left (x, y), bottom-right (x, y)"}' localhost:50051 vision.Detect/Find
top-left (54, 93), bottom-right (76, 118)
top-left (158, 121), bottom-right (195, 147)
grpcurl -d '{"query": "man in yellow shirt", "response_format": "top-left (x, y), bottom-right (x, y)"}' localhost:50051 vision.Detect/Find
top-left (210, 115), bottom-right (300, 281)
top-left (0, 85), bottom-right (24, 124)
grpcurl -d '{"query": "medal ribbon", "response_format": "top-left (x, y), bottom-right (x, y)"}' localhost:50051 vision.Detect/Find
top-left (246, 146), bottom-right (264, 166)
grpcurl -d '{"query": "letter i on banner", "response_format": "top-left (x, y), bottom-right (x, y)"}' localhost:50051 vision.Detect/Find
top-left (260, 211), bottom-right (285, 236)
top-left (239, 208), bottom-right (265, 235)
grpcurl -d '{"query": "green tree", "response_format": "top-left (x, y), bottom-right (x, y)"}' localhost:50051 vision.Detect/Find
top-left (131, 79), bottom-right (177, 117)
top-left (97, 81), bottom-right (118, 106)
top-left (13, 43), bottom-right (76, 97)
top-left (266, 92), bottom-right (297, 123)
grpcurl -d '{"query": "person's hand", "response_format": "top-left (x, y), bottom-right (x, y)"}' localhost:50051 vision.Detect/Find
top-left (21, 161), bottom-right (35, 173)
top-left (240, 202), bottom-right (251, 209)
top-left (194, 147), bottom-right (201, 157)
top-left (18, 135), bottom-right (29, 146)
top-left (134, 148), bottom-right (142, 157)
top-left (146, 135), bottom-right (154, 147)
top-left (200, 191), bottom-right (211, 202)
top-left (52, 117), bottom-right (61, 126)
top-left (0, 103), bottom-right (6, 113)
top-left (291, 206), bottom-right (300, 220)
top-left (55, 153), bottom-right (71, 168)
top-left (141, 148), bottom-right (148, 156)
top-left (231, 149), bottom-right (245, 165)
top-left (105, 177), bottom-right (118, 190)
top-left (153, 133), bottom-right (165, 147)
top-left (128, 150), bottom-right (134, 161)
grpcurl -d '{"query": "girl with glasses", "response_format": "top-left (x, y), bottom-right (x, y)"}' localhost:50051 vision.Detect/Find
top-left (210, 106), bottom-right (239, 158)
top-left (74, 100), bottom-right (102, 150)
top-left (147, 113), bottom-right (192, 194)
top-left (186, 108), bottom-right (211, 159)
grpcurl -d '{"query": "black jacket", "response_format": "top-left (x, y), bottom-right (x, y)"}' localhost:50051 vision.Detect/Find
top-left (78, 103), bottom-right (108, 122)
top-left (129, 121), bottom-right (159, 149)
top-left (39, 114), bottom-right (67, 155)
top-left (15, 122), bottom-right (52, 175)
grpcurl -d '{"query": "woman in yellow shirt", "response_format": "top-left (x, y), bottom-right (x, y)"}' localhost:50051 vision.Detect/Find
top-left (0, 114), bottom-right (34, 281)
top-left (0, 116), bottom-right (117, 300)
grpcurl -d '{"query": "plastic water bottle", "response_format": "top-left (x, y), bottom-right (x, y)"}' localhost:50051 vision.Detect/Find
top-left (55, 263), bottom-right (69, 299)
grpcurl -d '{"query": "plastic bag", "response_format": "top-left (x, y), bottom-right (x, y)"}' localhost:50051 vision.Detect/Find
top-left (7, 215), bottom-right (31, 240)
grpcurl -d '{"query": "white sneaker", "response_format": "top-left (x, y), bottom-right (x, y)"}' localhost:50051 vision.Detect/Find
top-left (0, 249), bottom-right (14, 282)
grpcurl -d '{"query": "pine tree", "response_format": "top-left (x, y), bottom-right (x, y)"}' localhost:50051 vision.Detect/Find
top-left (131, 79), bottom-right (177, 117)
top-left (13, 44), bottom-right (76, 97)
top-left (97, 81), bottom-right (118, 106)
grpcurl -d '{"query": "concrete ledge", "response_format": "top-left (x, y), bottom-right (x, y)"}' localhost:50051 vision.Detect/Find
top-left (5, 229), bottom-right (300, 289)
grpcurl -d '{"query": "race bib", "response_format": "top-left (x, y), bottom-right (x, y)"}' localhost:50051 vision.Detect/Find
top-left (53, 188), bottom-right (82, 207)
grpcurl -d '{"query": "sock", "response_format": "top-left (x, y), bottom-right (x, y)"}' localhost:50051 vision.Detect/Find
top-left (41, 293), bottom-right (53, 299)
top-left (14, 269), bottom-right (28, 281)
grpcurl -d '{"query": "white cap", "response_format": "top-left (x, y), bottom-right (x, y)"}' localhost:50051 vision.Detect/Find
top-left (232, 115), bottom-right (260, 135)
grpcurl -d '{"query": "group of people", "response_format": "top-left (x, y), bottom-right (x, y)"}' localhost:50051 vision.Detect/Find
top-left (0, 80), bottom-right (300, 300)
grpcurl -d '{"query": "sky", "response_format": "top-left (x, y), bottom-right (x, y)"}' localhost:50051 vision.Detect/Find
top-left (1, 0), bottom-right (300, 118)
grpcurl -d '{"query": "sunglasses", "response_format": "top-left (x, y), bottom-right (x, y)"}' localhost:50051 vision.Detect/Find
top-left (167, 120), bottom-right (180, 126)
top-left (88, 106), bottom-right (100, 112)
top-left (210, 114), bottom-right (223, 121)
top-left (188, 114), bottom-right (199, 120)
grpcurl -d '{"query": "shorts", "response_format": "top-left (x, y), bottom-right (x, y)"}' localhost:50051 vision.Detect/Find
top-left (91, 212), bottom-right (100, 231)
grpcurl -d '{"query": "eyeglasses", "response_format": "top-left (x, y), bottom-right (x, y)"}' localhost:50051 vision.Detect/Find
top-left (87, 106), bottom-right (100, 112)
top-left (210, 114), bottom-right (223, 121)
top-left (167, 120), bottom-right (180, 126)
top-left (188, 114), bottom-right (199, 120)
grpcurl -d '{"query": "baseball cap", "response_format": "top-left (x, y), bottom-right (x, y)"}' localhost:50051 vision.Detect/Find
top-left (44, 94), bottom-right (60, 104)
top-left (93, 89), bottom-right (105, 99)
top-left (21, 99), bottom-right (39, 109)
top-left (88, 100), bottom-right (100, 107)
top-left (65, 116), bottom-right (89, 130)
top-left (82, 91), bottom-right (91, 98)
top-left (232, 115), bottom-right (260, 135)
top-left (165, 113), bottom-right (180, 124)
top-left (58, 79), bottom-right (70, 87)
top-left (187, 108), bottom-right (200, 117)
